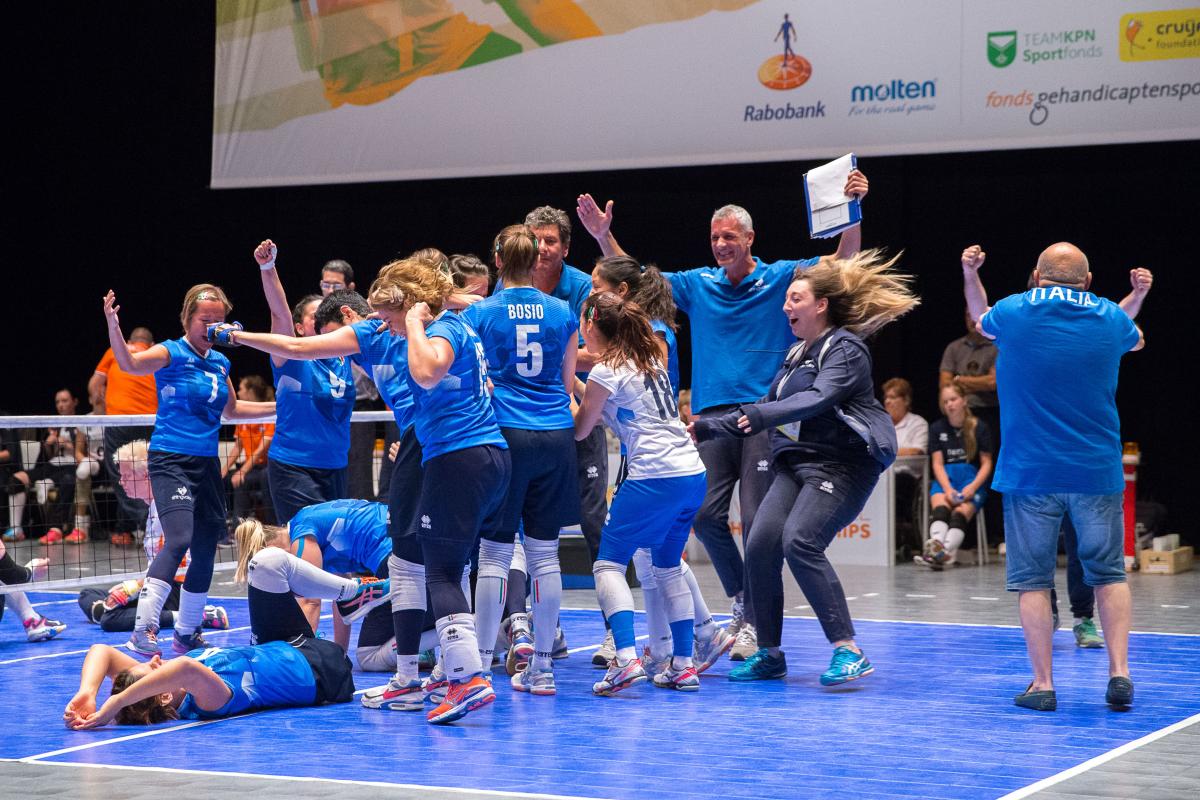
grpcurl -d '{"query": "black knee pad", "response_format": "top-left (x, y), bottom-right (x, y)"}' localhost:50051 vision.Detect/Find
top-left (949, 512), bottom-right (969, 530)
top-left (931, 506), bottom-right (951, 524)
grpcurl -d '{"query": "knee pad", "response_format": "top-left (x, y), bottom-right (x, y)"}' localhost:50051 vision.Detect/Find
top-left (246, 546), bottom-right (291, 594)
top-left (524, 537), bottom-right (560, 580)
top-left (931, 505), bottom-right (951, 524)
top-left (631, 548), bottom-right (656, 589)
top-left (949, 511), bottom-right (969, 530)
top-left (476, 538), bottom-right (514, 581)
top-left (510, 539), bottom-right (527, 575)
top-left (593, 559), bottom-right (633, 616)
top-left (356, 640), bottom-right (397, 672)
top-left (651, 564), bottom-right (691, 623)
top-left (388, 555), bottom-right (427, 612)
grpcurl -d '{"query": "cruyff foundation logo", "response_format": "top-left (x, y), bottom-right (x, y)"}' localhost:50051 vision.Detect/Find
top-left (759, 13), bottom-right (812, 89)
top-left (1121, 10), bottom-right (1200, 61)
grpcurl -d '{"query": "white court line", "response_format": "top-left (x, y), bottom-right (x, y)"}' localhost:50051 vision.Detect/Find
top-left (996, 711), bottom-right (1200, 800)
top-left (905, 593), bottom-right (937, 598)
top-left (21, 760), bottom-right (615, 800)
top-left (32, 599), bottom-right (80, 607)
top-left (20, 717), bottom-right (238, 762)
top-left (970, 596), bottom-right (1000, 601)
top-left (0, 648), bottom-right (93, 666)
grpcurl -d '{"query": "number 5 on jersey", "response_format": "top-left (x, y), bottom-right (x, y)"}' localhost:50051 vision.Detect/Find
top-left (516, 324), bottom-right (543, 377)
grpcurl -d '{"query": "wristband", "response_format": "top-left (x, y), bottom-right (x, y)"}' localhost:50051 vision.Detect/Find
top-left (259, 259), bottom-right (276, 272)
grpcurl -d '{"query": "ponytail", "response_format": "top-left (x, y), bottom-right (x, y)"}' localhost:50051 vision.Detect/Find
top-left (234, 518), bottom-right (286, 584)
top-left (582, 292), bottom-right (661, 378)
top-left (493, 224), bottom-right (538, 284)
top-left (961, 408), bottom-right (979, 464)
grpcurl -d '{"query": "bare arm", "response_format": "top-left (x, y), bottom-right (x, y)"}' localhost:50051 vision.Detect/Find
top-left (222, 439), bottom-right (243, 478)
top-left (102, 292), bottom-right (170, 375)
top-left (832, 170), bottom-right (868, 260)
top-left (404, 304), bottom-right (455, 389)
top-left (232, 325), bottom-right (361, 361)
top-left (574, 379), bottom-right (610, 441)
top-left (561, 340), bottom-right (579, 400)
top-left (72, 657), bottom-right (231, 729)
top-left (65, 644), bottom-right (140, 726)
top-left (222, 379), bottom-right (276, 421)
top-left (88, 372), bottom-right (107, 403)
top-left (960, 245), bottom-right (993, 335)
top-left (954, 366), bottom-right (996, 394)
top-left (931, 450), bottom-right (955, 497)
top-left (252, 240), bottom-right (296, 369)
top-left (576, 194), bottom-right (627, 258)
top-left (1118, 267), bottom-right (1153, 320)
top-left (961, 451), bottom-right (994, 501)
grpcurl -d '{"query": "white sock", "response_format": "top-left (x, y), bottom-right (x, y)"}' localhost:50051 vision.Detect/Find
top-left (394, 653), bottom-right (419, 685)
top-left (525, 537), bottom-right (562, 671)
top-left (135, 577), bottom-right (172, 633)
top-left (633, 549), bottom-right (671, 658)
top-left (75, 514), bottom-right (90, 533)
top-left (945, 526), bottom-right (966, 555)
top-left (929, 519), bottom-right (949, 545)
top-left (681, 560), bottom-right (716, 638)
top-left (9, 590), bottom-right (37, 623)
top-left (437, 613), bottom-right (482, 682)
top-left (175, 587), bottom-right (207, 634)
top-left (671, 654), bottom-right (694, 670)
top-left (8, 493), bottom-right (25, 529)
top-left (616, 645), bottom-right (637, 663)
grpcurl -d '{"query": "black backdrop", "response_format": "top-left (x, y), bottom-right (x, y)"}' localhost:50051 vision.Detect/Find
top-left (10, 6), bottom-right (1197, 538)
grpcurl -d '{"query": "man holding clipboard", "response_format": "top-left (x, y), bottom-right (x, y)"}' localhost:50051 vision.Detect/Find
top-left (576, 163), bottom-right (868, 662)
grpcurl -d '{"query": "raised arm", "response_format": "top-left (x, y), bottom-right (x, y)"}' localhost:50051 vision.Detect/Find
top-left (576, 194), bottom-right (627, 258)
top-left (404, 304), bottom-right (455, 389)
top-left (960, 245), bottom-right (992, 333)
top-left (1118, 267), bottom-right (1153, 320)
top-left (253, 239), bottom-right (296, 368)
top-left (102, 291), bottom-right (170, 375)
top-left (832, 169), bottom-right (868, 260)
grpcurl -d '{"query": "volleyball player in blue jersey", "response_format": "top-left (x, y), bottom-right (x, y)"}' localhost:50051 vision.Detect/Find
top-left (369, 257), bottom-right (511, 723)
top-left (575, 292), bottom-right (707, 694)
top-left (64, 544), bottom-right (389, 729)
top-left (463, 224), bottom-right (579, 696)
top-left (102, 286), bottom-right (275, 657)
top-left (251, 240), bottom-right (356, 522)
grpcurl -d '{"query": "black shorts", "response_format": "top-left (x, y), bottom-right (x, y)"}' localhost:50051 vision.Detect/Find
top-left (148, 451), bottom-right (225, 523)
top-left (268, 458), bottom-right (347, 523)
top-left (419, 445), bottom-right (511, 548)
top-left (296, 636), bottom-right (355, 705)
top-left (497, 427), bottom-right (579, 539)
top-left (386, 426), bottom-right (424, 562)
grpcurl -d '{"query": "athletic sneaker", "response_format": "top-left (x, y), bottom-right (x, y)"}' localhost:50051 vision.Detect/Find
top-left (506, 618), bottom-right (534, 676)
top-left (653, 663), bottom-right (700, 692)
top-left (65, 528), bottom-right (88, 544)
top-left (1073, 617), bottom-right (1105, 649)
top-left (423, 662), bottom-right (449, 704)
top-left (128, 626), bottom-right (161, 656)
top-left (25, 614), bottom-right (66, 642)
top-left (41, 528), bottom-right (64, 545)
top-left (201, 605), bottom-right (229, 630)
top-left (109, 532), bottom-right (135, 547)
top-left (730, 623), bottom-right (758, 661)
top-left (173, 626), bottom-right (210, 654)
top-left (427, 675), bottom-right (495, 724)
top-left (417, 649), bottom-right (437, 671)
top-left (360, 677), bottom-right (424, 711)
top-left (640, 647), bottom-right (671, 679)
top-left (24, 557), bottom-right (50, 583)
top-left (334, 576), bottom-right (391, 623)
top-left (819, 645), bottom-right (874, 686)
top-left (511, 665), bottom-right (556, 696)
top-left (728, 648), bottom-right (787, 682)
top-left (592, 629), bottom-right (616, 667)
top-left (2, 527), bottom-right (25, 542)
top-left (551, 626), bottom-right (569, 659)
top-left (592, 658), bottom-right (648, 696)
top-left (693, 626), bottom-right (735, 674)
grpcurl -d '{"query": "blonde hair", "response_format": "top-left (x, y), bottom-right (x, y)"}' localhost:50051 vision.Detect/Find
top-left (493, 224), bottom-right (539, 284)
top-left (409, 247), bottom-right (449, 276)
top-left (113, 440), bottom-right (149, 473)
top-left (368, 257), bottom-right (455, 316)
top-left (794, 249), bottom-right (919, 338)
top-left (180, 284), bottom-right (233, 330)
top-left (940, 383), bottom-right (979, 463)
top-left (234, 518), bottom-right (287, 584)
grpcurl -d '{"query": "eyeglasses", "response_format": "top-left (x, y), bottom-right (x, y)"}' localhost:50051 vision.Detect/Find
top-left (320, 281), bottom-right (346, 291)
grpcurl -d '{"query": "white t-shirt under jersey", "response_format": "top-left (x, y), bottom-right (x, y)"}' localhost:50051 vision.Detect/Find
top-left (587, 360), bottom-right (704, 480)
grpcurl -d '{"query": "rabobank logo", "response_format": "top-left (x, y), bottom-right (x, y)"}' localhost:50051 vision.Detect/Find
top-left (848, 78), bottom-right (937, 117)
top-left (745, 13), bottom-right (825, 123)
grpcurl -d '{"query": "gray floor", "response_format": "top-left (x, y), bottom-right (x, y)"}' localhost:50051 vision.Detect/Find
top-left (4, 549), bottom-right (1198, 800)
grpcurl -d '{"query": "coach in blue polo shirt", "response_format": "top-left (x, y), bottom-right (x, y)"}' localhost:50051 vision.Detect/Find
top-left (577, 169), bottom-right (869, 658)
top-left (964, 242), bottom-right (1143, 712)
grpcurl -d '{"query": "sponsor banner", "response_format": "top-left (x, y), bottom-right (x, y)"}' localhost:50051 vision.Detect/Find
top-left (212, 0), bottom-right (1200, 188)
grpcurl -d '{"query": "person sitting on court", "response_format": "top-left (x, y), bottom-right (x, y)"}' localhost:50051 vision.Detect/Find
top-left (916, 383), bottom-right (994, 570)
top-left (1, 541), bottom-right (64, 641)
top-left (64, 543), bottom-right (390, 728)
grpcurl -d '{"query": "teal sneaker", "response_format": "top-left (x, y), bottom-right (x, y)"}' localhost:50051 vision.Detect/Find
top-left (1073, 617), bottom-right (1105, 649)
top-left (728, 648), bottom-right (787, 682)
top-left (819, 645), bottom-right (874, 686)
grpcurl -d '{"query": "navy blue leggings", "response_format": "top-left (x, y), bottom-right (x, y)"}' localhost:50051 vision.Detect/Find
top-left (147, 452), bottom-right (225, 593)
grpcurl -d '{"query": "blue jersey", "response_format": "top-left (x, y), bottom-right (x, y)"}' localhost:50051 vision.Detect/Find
top-left (463, 286), bottom-right (576, 430)
top-left (981, 287), bottom-right (1140, 494)
top-left (668, 257), bottom-right (816, 412)
top-left (498, 262), bottom-right (592, 379)
top-left (149, 338), bottom-right (231, 457)
top-left (351, 320), bottom-right (414, 433)
top-left (409, 311), bottom-right (507, 463)
top-left (288, 499), bottom-right (390, 575)
top-left (650, 319), bottom-right (680, 401)
top-left (177, 641), bottom-right (316, 719)
top-left (270, 355), bottom-right (355, 469)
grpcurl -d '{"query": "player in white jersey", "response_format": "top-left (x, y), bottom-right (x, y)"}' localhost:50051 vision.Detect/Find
top-left (574, 292), bottom-right (707, 694)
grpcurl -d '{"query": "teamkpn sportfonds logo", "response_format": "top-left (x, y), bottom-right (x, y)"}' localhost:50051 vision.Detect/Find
top-left (988, 28), bottom-right (1102, 67)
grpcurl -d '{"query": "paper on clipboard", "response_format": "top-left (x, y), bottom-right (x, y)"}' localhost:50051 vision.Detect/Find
top-left (803, 153), bottom-right (862, 238)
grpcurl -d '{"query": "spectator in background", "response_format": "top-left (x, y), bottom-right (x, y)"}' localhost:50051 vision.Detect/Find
top-left (222, 376), bottom-right (276, 529)
top-left (2, 421), bottom-right (26, 540)
top-left (71, 392), bottom-right (108, 543)
top-left (882, 378), bottom-right (928, 557)
top-left (321, 258), bottom-right (380, 501)
top-left (917, 383), bottom-right (994, 570)
top-left (4, 389), bottom-right (85, 543)
top-left (940, 309), bottom-right (1001, 545)
top-left (90, 326), bottom-right (157, 545)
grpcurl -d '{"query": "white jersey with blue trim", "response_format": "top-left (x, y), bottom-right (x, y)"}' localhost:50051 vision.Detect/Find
top-left (587, 360), bottom-right (703, 480)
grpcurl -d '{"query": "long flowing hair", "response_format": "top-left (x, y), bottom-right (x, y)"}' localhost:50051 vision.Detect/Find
top-left (582, 292), bottom-right (661, 378)
top-left (593, 255), bottom-right (677, 331)
top-left (940, 383), bottom-right (979, 463)
top-left (795, 249), bottom-right (919, 337)
top-left (234, 518), bottom-right (287, 584)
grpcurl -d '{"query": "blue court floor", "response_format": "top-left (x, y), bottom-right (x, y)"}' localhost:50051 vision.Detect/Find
top-left (3, 590), bottom-right (1199, 800)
